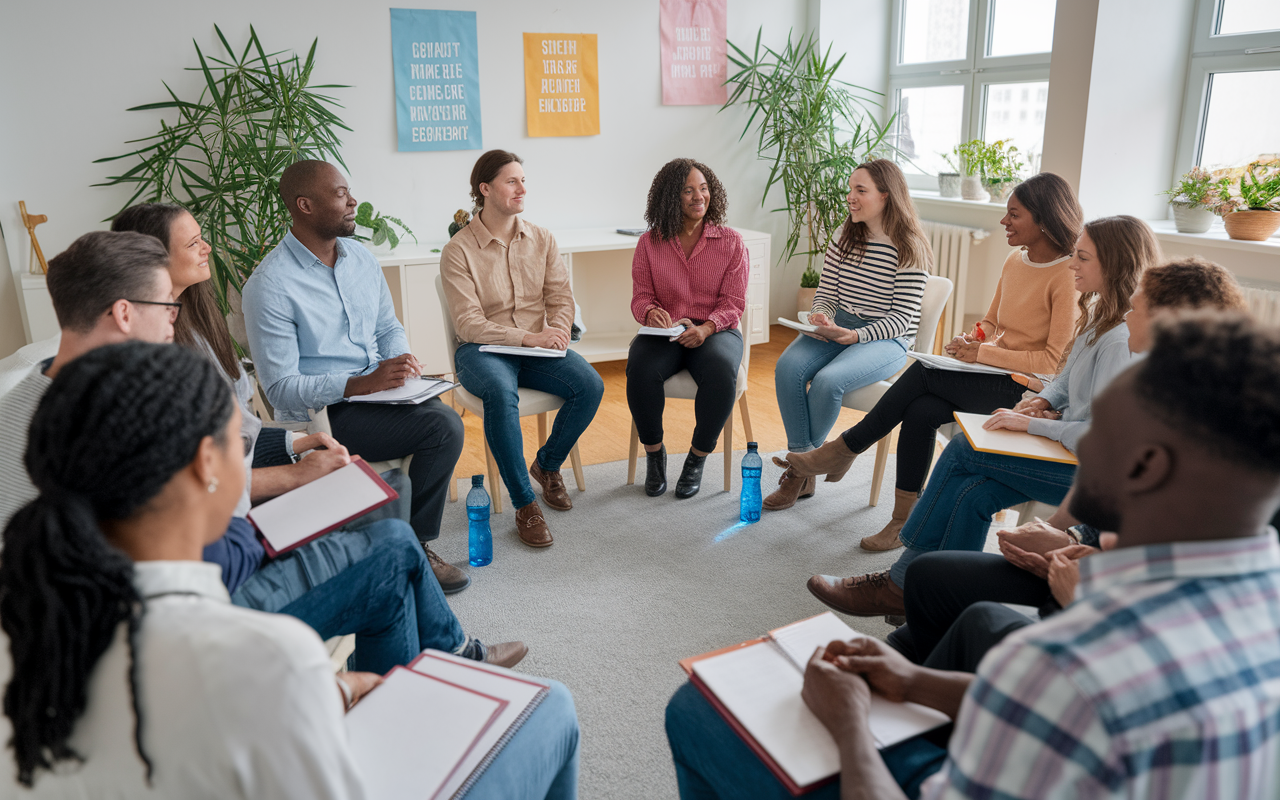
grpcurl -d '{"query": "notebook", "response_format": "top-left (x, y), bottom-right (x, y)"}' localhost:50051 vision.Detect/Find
top-left (247, 459), bottom-right (398, 557)
top-left (638, 324), bottom-right (687, 338)
top-left (347, 376), bottom-right (457, 405)
top-left (478, 344), bottom-right (567, 358)
top-left (345, 666), bottom-right (507, 800)
top-left (910, 352), bottom-right (1054, 384)
top-left (953, 411), bottom-right (1078, 464)
top-left (680, 612), bottom-right (950, 796)
top-left (777, 317), bottom-right (818, 333)
top-left (408, 651), bottom-right (551, 799)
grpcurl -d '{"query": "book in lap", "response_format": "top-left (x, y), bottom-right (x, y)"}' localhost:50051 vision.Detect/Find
top-left (347, 376), bottom-right (457, 405)
top-left (346, 651), bottom-right (551, 800)
top-left (478, 344), bottom-right (567, 358)
top-left (638, 324), bottom-right (686, 338)
top-left (680, 612), bottom-right (950, 796)
top-left (953, 411), bottom-right (1078, 464)
top-left (247, 459), bottom-right (398, 557)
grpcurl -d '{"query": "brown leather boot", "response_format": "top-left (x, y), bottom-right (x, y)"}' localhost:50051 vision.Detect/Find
top-left (515, 501), bottom-right (553, 547)
top-left (772, 437), bottom-right (857, 483)
top-left (807, 570), bottom-right (905, 616)
top-left (859, 488), bottom-right (916, 551)
top-left (529, 461), bottom-right (572, 511)
top-left (762, 469), bottom-right (817, 511)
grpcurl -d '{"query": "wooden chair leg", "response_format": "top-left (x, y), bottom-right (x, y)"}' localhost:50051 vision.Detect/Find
top-left (869, 437), bottom-right (890, 507)
top-left (537, 412), bottom-right (548, 446)
top-left (626, 419), bottom-right (639, 485)
top-left (723, 408), bottom-right (734, 492)
top-left (738, 394), bottom-right (755, 443)
top-left (484, 435), bottom-right (503, 514)
top-left (569, 444), bottom-right (586, 491)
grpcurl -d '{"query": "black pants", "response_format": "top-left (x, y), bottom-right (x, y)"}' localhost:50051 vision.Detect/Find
top-left (841, 362), bottom-right (1025, 493)
top-left (626, 329), bottom-right (743, 454)
top-left (327, 397), bottom-right (464, 543)
top-left (887, 550), bottom-right (1055, 668)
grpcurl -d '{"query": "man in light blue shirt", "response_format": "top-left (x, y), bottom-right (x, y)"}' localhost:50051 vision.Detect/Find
top-left (243, 160), bottom-right (468, 592)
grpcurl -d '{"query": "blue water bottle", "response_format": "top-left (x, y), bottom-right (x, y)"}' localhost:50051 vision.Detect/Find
top-left (466, 475), bottom-right (493, 567)
top-left (740, 442), bottom-right (763, 523)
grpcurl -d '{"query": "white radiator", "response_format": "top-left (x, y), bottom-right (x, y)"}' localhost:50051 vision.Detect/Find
top-left (922, 221), bottom-right (988, 353)
top-left (1245, 286), bottom-right (1280, 326)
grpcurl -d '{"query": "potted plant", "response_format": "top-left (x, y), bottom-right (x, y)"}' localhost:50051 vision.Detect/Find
top-left (353, 201), bottom-right (416, 251)
top-left (1206, 159), bottom-right (1280, 241)
top-left (937, 153), bottom-right (961, 198)
top-left (982, 140), bottom-right (1023, 203)
top-left (797, 265), bottom-right (820, 315)
top-left (1162, 167), bottom-right (1217, 233)
top-left (952, 140), bottom-right (989, 201)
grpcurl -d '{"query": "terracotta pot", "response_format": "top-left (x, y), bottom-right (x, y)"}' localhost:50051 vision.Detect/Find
top-left (937, 173), bottom-right (961, 198)
top-left (960, 175), bottom-right (988, 202)
top-left (796, 287), bottom-right (817, 317)
top-left (1171, 203), bottom-right (1215, 234)
top-left (1222, 210), bottom-right (1280, 242)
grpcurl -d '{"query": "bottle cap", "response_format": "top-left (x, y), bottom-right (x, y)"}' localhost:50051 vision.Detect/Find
top-left (747, 442), bottom-right (758, 451)
top-left (471, 474), bottom-right (484, 486)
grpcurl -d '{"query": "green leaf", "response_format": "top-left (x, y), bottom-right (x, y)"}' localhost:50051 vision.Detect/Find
top-left (386, 228), bottom-right (399, 249)
top-left (355, 201), bottom-right (375, 227)
top-left (371, 220), bottom-right (388, 246)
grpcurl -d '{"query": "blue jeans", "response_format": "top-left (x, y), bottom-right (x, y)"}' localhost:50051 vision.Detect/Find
top-left (888, 436), bottom-right (1077, 587)
top-left (454, 344), bottom-right (604, 509)
top-left (774, 309), bottom-right (909, 451)
top-left (231, 519), bottom-right (467, 674)
top-left (665, 682), bottom-right (947, 799)
top-left (465, 680), bottom-right (581, 800)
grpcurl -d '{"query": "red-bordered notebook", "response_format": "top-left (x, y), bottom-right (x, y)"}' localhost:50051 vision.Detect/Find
top-left (247, 458), bottom-right (398, 558)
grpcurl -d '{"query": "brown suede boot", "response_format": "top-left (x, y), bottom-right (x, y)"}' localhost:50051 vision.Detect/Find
top-left (772, 437), bottom-right (857, 483)
top-left (762, 469), bottom-right (816, 511)
top-left (859, 488), bottom-right (917, 551)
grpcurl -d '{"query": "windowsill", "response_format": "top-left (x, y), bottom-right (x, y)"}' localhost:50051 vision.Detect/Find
top-left (909, 188), bottom-right (1011, 212)
top-left (1145, 218), bottom-right (1280, 254)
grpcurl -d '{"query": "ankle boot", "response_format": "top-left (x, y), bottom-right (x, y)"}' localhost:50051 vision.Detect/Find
top-left (763, 468), bottom-right (817, 511)
top-left (675, 451), bottom-right (707, 499)
top-left (773, 437), bottom-right (857, 483)
top-left (859, 488), bottom-right (916, 551)
top-left (645, 445), bottom-right (667, 497)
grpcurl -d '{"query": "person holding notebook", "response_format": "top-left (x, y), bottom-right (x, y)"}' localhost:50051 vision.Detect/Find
top-left (807, 216), bottom-right (1160, 620)
top-left (769, 173), bottom-right (1083, 552)
top-left (440, 149), bottom-right (604, 548)
top-left (241, 160), bottom-right (468, 593)
top-left (626, 158), bottom-right (749, 499)
top-left (0, 342), bottom-right (581, 799)
top-left (667, 313), bottom-right (1280, 799)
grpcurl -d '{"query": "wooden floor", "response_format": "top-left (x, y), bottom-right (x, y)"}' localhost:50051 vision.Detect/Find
top-left (449, 324), bottom-right (900, 479)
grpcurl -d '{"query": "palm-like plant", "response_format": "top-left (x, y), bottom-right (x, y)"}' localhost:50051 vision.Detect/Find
top-left (723, 29), bottom-right (895, 270)
top-left (95, 26), bottom-right (350, 312)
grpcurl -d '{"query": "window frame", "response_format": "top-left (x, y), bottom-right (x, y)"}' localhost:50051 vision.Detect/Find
top-left (888, 0), bottom-right (1057, 189)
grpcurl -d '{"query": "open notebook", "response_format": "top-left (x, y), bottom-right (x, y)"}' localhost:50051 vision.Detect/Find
top-left (953, 411), bottom-right (1078, 465)
top-left (478, 344), bottom-right (567, 358)
top-left (680, 612), bottom-right (950, 796)
top-left (247, 459), bottom-right (398, 557)
top-left (347, 376), bottom-right (457, 405)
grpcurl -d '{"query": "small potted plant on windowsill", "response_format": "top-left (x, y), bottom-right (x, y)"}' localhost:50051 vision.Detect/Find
top-left (937, 153), bottom-right (961, 198)
top-left (1206, 159), bottom-right (1280, 241)
top-left (982, 139), bottom-right (1023, 204)
top-left (1162, 167), bottom-right (1217, 234)
top-left (797, 265), bottom-right (820, 316)
top-left (952, 140), bottom-right (989, 201)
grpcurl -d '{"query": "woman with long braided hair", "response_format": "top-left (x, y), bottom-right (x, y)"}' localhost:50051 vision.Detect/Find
top-left (0, 342), bottom-right (364, 795)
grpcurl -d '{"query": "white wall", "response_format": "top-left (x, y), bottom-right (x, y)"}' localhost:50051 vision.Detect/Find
top-left (0, 0), bottom-right (810, 359)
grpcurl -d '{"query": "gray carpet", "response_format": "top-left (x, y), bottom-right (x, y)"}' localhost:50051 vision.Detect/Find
top-left (434, 450), bottom-right (903, 800)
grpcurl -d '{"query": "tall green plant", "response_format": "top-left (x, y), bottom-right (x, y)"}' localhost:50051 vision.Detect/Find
top-left (95, 25), bottom-right (350, 312)
top-left (723, 29), bottom-right (895, 271)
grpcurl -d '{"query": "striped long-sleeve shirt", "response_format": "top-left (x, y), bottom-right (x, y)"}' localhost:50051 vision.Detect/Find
top-left (811, 239), bottom-right (928, 343)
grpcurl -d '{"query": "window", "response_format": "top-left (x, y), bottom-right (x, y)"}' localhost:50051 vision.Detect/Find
top-left (888, 0), bottom-right (1056, 189)
top-left (1175, 0), bottom-right (1280, 174)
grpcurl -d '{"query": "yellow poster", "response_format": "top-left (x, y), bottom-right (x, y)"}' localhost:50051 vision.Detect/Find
top-left (524, 32), bottom-right (599, 137)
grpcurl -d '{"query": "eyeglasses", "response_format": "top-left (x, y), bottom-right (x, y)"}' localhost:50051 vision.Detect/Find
top-left (108, 299), bottom-right (184, 322)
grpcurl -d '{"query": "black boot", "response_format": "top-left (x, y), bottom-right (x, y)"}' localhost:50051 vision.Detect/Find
top-left (675, 450), bottom-right (707, 499)
top-left (645, 445), bottom-right (667, 497)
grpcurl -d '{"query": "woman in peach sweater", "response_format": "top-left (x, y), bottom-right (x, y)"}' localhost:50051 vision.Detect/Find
top-left (771, 172), bottom-right (1082, 550)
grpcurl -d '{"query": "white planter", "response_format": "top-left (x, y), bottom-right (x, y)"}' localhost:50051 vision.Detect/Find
top-left (960, 175), bottom-right (988, 202)
top-left (1171, 203), bottom-right (1215, 234)
top-left (937, 173), bottom-right (961, 198)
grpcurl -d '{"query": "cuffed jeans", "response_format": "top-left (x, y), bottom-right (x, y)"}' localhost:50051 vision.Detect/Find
top-left (454, 344), bottom-right (604, 509)
top-left (774, 309), bottom-right (909, 452)
top-left (627, 328), bottom-right (743, 454)
top-left (465, 680), bottom-right (581, 800)
top-left (888, 436), bottom-right (1076, 588)
top-left (231, 519), bottom-right (467, 675)
top-left (665, 682), bottom-right (948, 799)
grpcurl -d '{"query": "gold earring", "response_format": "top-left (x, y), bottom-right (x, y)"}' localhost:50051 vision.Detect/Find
top-left (207, 477), bottom-right (219, 494)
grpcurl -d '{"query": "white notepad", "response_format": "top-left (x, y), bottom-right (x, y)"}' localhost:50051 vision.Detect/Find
top-left (247, 460), bottom-right (397, 557)
top-left (910, 351), bottom-right (1019, 376)
top-left (347, 377), bottom-right (456, 404)
top-left (478, 344), bottom-right (567, 358)
top-left (638, 324), bottom-right (687, 337)
top-left (346, 667), bottom-right (506, 800)
top-left (776, 317), bottom-right (818, 333)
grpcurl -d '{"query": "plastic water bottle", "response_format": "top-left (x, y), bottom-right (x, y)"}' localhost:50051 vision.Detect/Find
top-left (740, 442), bottom-right (763, 523)
top-left (466, 475), bottom-right (492, 567)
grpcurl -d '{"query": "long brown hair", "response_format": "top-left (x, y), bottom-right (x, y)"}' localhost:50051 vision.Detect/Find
top-left (111, 203), bottom-right (241, 381)
top-left (1011, 172), bottom-right (1083, 258)
top-left (835, 159), bottom-right (932, 272)
top-left (1076, 216), bottom-right (1160, 343)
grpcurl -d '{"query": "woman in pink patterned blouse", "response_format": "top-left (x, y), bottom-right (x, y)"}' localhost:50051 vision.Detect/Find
top-left (628, 158), bottom-right (750, 499)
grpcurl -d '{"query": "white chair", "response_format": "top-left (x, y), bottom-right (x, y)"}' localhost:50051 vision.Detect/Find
top-left (838, 275), bottom-right (954, 506)
top-left (434, 274), bottom-right (586, 515)
top-left (625, 318), bottom-right (754, 492)
top-left (0, 334), bottom-right (60, 398)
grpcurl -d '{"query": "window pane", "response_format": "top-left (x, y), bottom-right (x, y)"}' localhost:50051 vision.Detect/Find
top-left (981, 80), bottom-right (1049, 174)
top-left (894, 84), bottom-right (966, 176)
top-left (988, 0), bottom-right (1057, 57)
top-left (901, 0), bottom-right (970, 64)
top-left (1199, 70), bottom-right (1280, 169)
top-left (1217, 0), bottom-right (1280, 36)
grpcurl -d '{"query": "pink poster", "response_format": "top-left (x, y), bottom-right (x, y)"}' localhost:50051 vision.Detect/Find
top-left (660, 0), bottom-right (727, 106)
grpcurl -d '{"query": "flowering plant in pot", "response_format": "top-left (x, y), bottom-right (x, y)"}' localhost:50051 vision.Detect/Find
top-left (1206, 159), bottom-right (1280, 241)
top-left (1161, 167), bottom-right (1217, 233)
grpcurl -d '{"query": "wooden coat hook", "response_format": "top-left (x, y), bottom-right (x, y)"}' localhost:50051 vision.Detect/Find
top-left (19, 201), bottom-right (49, 275)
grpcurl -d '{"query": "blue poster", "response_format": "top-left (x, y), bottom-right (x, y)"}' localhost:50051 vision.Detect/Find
top-left (391, 8), bottom-right (482, 151)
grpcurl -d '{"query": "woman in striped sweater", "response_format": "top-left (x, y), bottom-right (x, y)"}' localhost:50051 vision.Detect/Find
top-left (768, 160), bottom-right (932, 510)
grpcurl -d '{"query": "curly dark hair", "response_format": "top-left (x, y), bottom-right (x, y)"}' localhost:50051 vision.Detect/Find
top-left (1143, 257), bottom-right (1246, 313)
top-left (1135, 313), bottom-right (1280, 474)
top-left (643, 158), bottom-right (727, 241)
